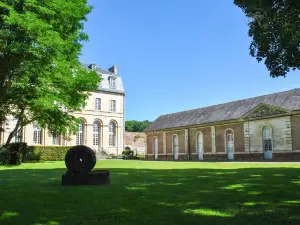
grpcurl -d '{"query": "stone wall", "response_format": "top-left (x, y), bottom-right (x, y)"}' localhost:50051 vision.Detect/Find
top-left (215, 123), bottom-right (245, 153)
top-left (291, 115), bottom-right (300, 150)
top-left (189, 127), bottom-right (211, 153)
top-left (125, 132), bottom-right (146, 154)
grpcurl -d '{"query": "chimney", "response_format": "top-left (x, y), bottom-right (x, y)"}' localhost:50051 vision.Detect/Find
top-left (88, 63), bottom-right (97, 71)
top-left (108, 65), bottom-right (117, 75)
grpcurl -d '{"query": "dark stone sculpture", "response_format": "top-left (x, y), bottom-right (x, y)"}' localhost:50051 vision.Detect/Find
top-left (62, 145), bottom-right (110, 186)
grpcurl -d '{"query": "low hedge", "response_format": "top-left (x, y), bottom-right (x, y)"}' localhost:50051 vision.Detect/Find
top-left (25, 146), bottom-right (73, 161)
top-left (136, 154), bottom-right (145, 159)
top-left (122, 150), bottom-right (134, 159)
top-left (0, 147), bottom-right (10, 165)
top-left (0, 143), bottom-right (28, 165)
top-left (9, 143), bottom-right (28, 165)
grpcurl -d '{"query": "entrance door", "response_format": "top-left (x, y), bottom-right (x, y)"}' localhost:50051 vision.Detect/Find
top-left (226, 130), bottom-right (234, 160)
top-left (153, 137), bottom-right (158, 160)
top-left (196, 132), bottom-right (203, 160)
top-left (173, 135), bottom-right (179, 160)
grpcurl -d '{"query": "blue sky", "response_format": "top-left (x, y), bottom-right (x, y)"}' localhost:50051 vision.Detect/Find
top-left (80, 0), bottom-right (300, 121)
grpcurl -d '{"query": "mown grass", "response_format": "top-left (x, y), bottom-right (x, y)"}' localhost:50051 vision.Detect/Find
top-left (1, 160), bottom-right (300, 225)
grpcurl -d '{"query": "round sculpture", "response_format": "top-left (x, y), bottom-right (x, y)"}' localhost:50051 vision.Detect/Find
top-left (65, 145), bottom-right (96, 174)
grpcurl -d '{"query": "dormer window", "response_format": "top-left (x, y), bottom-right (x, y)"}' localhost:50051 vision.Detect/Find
top-left (108, 76), bottom-right (116, 89)
top-left (88, 63), bottom-right (97, 71)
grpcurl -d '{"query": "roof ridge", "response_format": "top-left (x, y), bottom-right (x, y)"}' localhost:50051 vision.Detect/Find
top-left (160, 88), bottom-right (300, 117)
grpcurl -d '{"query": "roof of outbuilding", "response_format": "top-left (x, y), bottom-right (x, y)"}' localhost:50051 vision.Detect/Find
top-left (144, 88), bottom-right (300, 131)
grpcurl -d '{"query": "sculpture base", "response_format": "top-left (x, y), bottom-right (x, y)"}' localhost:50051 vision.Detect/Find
top-left (62, 170), bottom-right (110, 186)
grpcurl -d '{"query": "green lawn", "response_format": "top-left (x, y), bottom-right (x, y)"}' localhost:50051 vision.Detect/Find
top-left (1, 161), bottom-right (300, 225)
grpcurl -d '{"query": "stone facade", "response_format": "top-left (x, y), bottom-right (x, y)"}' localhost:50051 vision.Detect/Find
top-left (291, 115), bottom-right (300, 150)
top-left (0, 64), bottom-right (125, 155)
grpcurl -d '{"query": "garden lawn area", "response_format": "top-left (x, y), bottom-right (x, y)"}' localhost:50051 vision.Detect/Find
top-left (1, 161), bottom-right (300, 225)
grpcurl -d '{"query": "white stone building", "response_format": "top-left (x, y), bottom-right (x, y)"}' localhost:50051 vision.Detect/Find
top-left (0, 63), bottom-right (125, 156)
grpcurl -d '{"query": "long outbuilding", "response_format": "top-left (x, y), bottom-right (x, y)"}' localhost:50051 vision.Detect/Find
top-left (144, 88), bottom-right (300, 161)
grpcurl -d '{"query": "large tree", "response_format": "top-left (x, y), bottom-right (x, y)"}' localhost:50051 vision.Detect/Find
top-left (234, 0), bottom-right (300, 77)
top-left (0, 0), bottom-right (100, 145)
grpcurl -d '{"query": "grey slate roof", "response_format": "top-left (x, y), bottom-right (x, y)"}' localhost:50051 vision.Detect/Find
top-left (145, 88), bottom-right (300, 131)
top-left (81, 63), bottom-right (114, 75)
top-left (81, 63), bottom-right (125, 94)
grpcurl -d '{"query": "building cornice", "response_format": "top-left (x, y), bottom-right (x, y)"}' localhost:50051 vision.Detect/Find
top-left (92, 89), bottom-right (125, 96)
top-left (144, 112), bottom-right (300, 133)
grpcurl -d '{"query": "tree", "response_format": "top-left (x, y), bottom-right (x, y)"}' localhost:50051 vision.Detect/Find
top-left (125, 120), bottom-right (152, 132)
top-left (0, 0), bottom-right (100, 145)
top-left (125, 120), bottom-right (135, 132)
top-left (234, 0), bottom-right (300, 77)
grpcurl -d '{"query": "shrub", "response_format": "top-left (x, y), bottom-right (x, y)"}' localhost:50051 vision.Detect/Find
top-left (136, 154), bottom-right (145, 159)
top-left (6, 142), bottom-right (28, 165)
top-left (25, 146), bottom-right (73, 161)
top-left (0, 147), bottom-right (10, 165)
top-left (122, 150), bottom-right (134, 159)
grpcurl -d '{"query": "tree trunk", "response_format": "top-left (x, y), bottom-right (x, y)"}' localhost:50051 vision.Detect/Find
top-left (4, 108), bottom-right (25, 146)
top-left (5, 119), bottom-right (21, 146)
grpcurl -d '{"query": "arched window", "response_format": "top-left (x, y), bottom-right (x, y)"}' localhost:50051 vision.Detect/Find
top-left (76, 120), bottom-right (85, 145)
top-left (109, 121), bottom-right (117, 146)
top-left (225, 129), bottom-right (234, 153)
top-left (95, 98), bottom-right (101, 110)
top-left (153, 137), bottom-right (158, 159)
top-left (172, 135), bottom-right (179, 160)
top-left (33, 122), bottom-right (42, 144)
top-left (93, 120), bottom-right (101, 147)
top-left (14, 128), bottom-right (23, 143)
top-left (262, 125), bottom-right (272, 151)
top-left (196, 132), bottom-right (203, 159)
top-left (108, 76), bottom-right (116, 89)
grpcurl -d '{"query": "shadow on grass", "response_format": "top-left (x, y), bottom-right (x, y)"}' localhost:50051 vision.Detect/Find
top-left (1, 166), bottom-right (300, 225)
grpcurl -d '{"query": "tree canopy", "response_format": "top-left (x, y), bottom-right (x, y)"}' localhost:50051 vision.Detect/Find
top-left (0, 0), bottom-right (100, 144)
top-left (234, 0), bottom-right (300, 77)
top-left (125, 120), bottom-right (152, 132)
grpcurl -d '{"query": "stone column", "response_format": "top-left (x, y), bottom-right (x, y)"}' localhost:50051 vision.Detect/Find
top-left (185, 129), bottom-right (188, 155)
top-left (163, 132), bottom-right (166, 154)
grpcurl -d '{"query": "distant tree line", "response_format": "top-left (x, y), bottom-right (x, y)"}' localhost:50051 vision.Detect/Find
top-left (125, 120), bottom-right (152, 132)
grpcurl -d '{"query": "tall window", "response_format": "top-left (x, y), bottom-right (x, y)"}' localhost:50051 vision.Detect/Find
top-left (196, 132), bottom-right (203, 159)
top-left (109, 121), bottom-right (116, 146)
top-left (262, 125), bottom-right (272, 151)
top-left (93, 121), bottom-right (100, 147)
top-left (225, 129), bottom-right (234, 153)
top-left (76, 120), bottom-right (84, 145)
top-left (52, 134), bottom-right (61, 145)
top-left (108, 76), bottom-right (116, 89)
top-left (172, 135), bottom-right (179, 160)
top-left (33, 122), bottom-right (42, 144)
top-left (14, 128), bottom-right (22, 143)
top-left (153, 137), bottom-right (158, 159)
top-left (95, 98), bottom-right (101, 110)
top-left (110, 100), bottom-right (116, 112)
